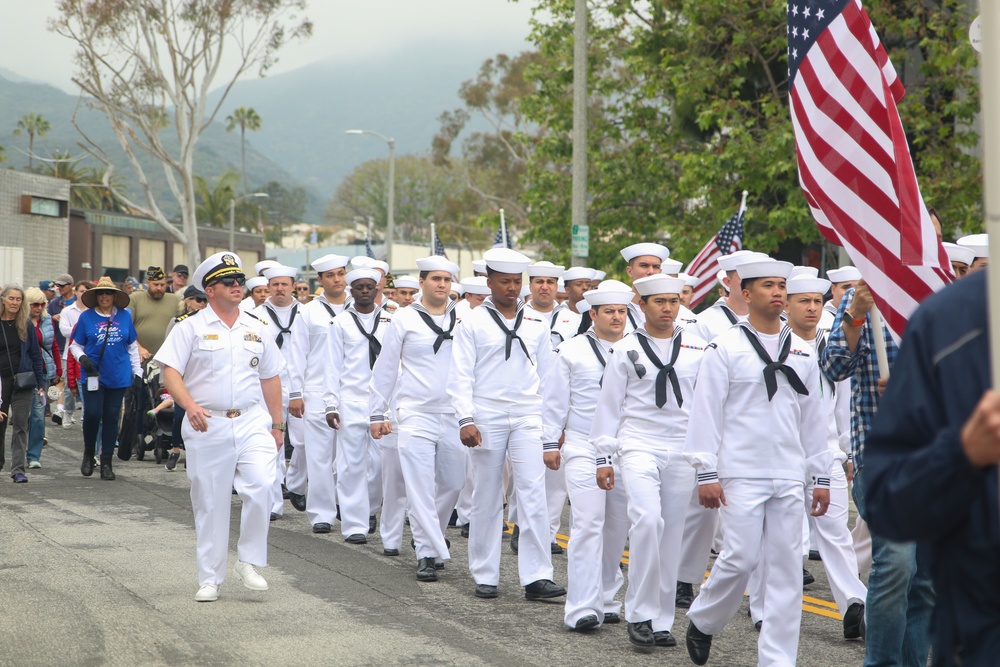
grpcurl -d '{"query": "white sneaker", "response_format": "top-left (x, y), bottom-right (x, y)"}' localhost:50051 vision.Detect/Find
top-left (234, 561), bottom-right (268, 591)
top-left (195, 584), bottom-right (219, 602)
top-left (27, 461), bottom-right (41, 469)
top-left (62, 418), bottom-right (73, 430)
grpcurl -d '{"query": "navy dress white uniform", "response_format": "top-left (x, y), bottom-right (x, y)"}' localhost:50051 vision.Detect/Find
top-left (286, 254), bottom-right (352, 529)
top-left (370, 256), bottom-right (467, 574)
top-left (446, 248), bottom-right (560, 595)
top-left (251, 265), bottom-right (304, 519)
top-left (542, 281), bottom-right (634, 630)
top-left (591, 276), bottom-right (706, 645)
top-left (684, 260), bottom-right (831, 666)
top-left (550, 267), bottom-right (595, 343)
top-left (325, 268), bottom-right (393, 540)
top-left (154, 252), bottom-right (285, 601)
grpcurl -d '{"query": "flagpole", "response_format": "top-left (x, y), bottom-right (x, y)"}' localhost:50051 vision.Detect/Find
top-left (500, 208), bottom-right (508, 248)
top-left (739, 189), bottom-right (748, 215)
top-left (869, 306), bottom-right (890, 378)
top-left (982, 3), bottom-right (1000, 389)
top-left (430, 222), bottom-right (436, 255)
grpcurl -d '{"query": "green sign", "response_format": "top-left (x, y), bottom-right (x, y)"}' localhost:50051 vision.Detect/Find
top-left (571, 224), bottom-right (589, 258)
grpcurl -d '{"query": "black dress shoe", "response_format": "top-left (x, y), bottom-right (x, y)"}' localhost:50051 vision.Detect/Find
top-left (281, 483), bottom-right (290, 500)
top-left (675, 581), bottom-right (695, 608)
top-left (270, 512), bottom-right (279, 521)
top-left (460, 523), bottom-right (469, 538)
top-left (448, 509), bottom-right (459, 527)
top-left (510, 524), bottom-right (519, 553)
top-left (289, 492), bottom-right (307, 512)
top-left (603, 612), bottom-right (621, 624)
top-left (524, 579), bottom-right (566, 600)
top-left (100, 465), bottom-right (116, 481)
top-left (312, 522), bottom-right (332, 534)
top-left (808, 549), bottom-right (822, 561)
top-left (383, 548), bottom-right (400, 556)
top-left (653, 630), bottom-right (677, 647)
top-left (628, 620), bottom-right (655, 647)
top-left (843, 602), bottom-right (864, 639)
top-left (475, 584), bottom-right (498, 598)
top-left (551, 542), bottom-right (564, 555)
top-left (803, 567), bottom-right (815, 586)
top-left (368, 514), bottom-right (377, 534)
top-left (345, 533), bottom-right (367, 544)
top-left (416, 557), bottom-right (438, 582)
top-left (572, 615), bottom-right (600, 631)
top-left (686, 621), bottom-right (713, 665)
top-left (81, 456), bottom-right (94, 477)
top-left (754, 620), bottom-right (762, 632)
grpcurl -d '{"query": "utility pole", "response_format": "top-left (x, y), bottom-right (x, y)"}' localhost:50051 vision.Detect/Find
top-left (570, 0), bottom-right (589, 268)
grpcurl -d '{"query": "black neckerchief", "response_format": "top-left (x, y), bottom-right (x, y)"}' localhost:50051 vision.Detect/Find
top-left (318, 298), bottom-right (346, 320)
top-left (264, 303), bottom-right (298, 349)
top-left (635, 329), bottom-right (684, 408)
top-left (484, 305), bottom-right (530, 361)
top-left (414, 307), bottom-right (456, 354)
top-left (576, 309), bottom-right (592, 336)
top-left (739, 323), bottom-right (808, 401)
top-left (627, 308), bottom-right (639, 330)
top-left (349, 308), bottom-right (382, 369)
top-left (815, 332), bottom-right (834, 397)
top-left (717, 300), bottom-right (738, 325)
top-left (584, 331), bottom-right (607, 369)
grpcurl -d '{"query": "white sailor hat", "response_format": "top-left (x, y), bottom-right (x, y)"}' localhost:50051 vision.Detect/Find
top-left (942, 242), bottom-right (975, 266)
top-left (519, 285), bottom-right (531, 298)
top-left (826, 266), bottom-right (862, 283)
top-left (956, 233), bottom-right (989, 259)
top-left (345, 268), bottom-right (381, 285)
top-left (562, 267), bottom-right (596, 282)
top-left (453, 285), bottom-right (465, 296)
top-left (193, 251), bottom-right (245, 291)
top-left (786, 276), bottom-right (832, 295)
top-left (620, 242), bottom-right (671, 262)
top-left (684, 273), bottom-right (700, 288)
top-left (633, 275), bottom-right (686, 296)
top-left (416, 256), bottom-right (460, 275)
top-left (557, 278), bottom-right (565, 290)
top-left (593, 270), bottom-right (607, 281)
top-left (472, 259), bottom-right (487, 274)
top-left (716, 269), bottom-right (727, 285)
top-left (254, 259), bottom-right (280, 275)
top-left (350, 256), bottom-right (391, 275)
top-left (394, 275), bottom-right (420, 290)
top-left (736, 259), bottom-right (794, 280)
top-left (661, 258), bottom-right (683, 275)
top-left (583, 279), bottom-right (634, 306)
top-left (526, 261), bottom-right (565, 278)
top-left (483, 248), bottom-right (531, 274)
top-left (311, 254), bottom-right (350, 273)
top-left (790, 265), bottom-right (819, 279)
top-left (461, 276), bottom-right (491, 295)
top-left (263, 265), bottom-right (297, 281)
top-left (717, 250), bottom-right (769, 272)
top-left (245, 276), bottom-right (267, 290)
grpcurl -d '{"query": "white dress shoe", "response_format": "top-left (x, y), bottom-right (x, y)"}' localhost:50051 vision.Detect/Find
top-left (195, 584), bottom-right (219, 602)
top-left (234, 561), bottom-right (268, 591)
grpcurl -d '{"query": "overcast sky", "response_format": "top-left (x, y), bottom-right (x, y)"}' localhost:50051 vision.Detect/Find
top-left (0, 0), bottom-right (538, 93)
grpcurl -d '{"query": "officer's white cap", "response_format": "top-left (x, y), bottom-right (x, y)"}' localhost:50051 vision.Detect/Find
top-left (593, 270), bottom-right (607, 281)
top-left (526, 261), bottom-right (565, 278)
top-left (661, 258), bottom-right (683, 275)
top-left (634, 275), bottom-right (685, 296)
top-left (736, 259), bottom-right (793, 280)
top-left (254, 259), bottom-right (280, 275)
top-left (790, 265), bottom-right (819, 279)
top-left (583, 279), bottom-right (634, 306)
top-left (415, 256), bottom-right (460, 275)
top-left (562, 267), bottom-right (596, 282)
top-left (311, 254), bottom-right (350, 273)
top-left (620, 242), bottom-right (670, 262)
top-left (345, 268), bottom-right (381, 285)
top-left (942, 242), bottom-right (975, 266)
top-left (245, 276), bottom-right (267, 290)
top-left (826, 266), bottom-right (862, 283)
top-left (194, 251), bottom-right (244, 291)
top-left (263, 265), bottom-right (297, 281)
top-left (957, 234), bottom-right (989, 259)
top-left (786, 276), bottom-right (832, 295)
top-left (394, 275), bottom-right (420, 290)
top-left (483, 248), bottom-right (531, 274)
top-left (472, 259), bottom-right (487, 274)
top-left (461, 276), bottom-right (491, 295)
top-left (717, 250), bottom-right (769, 272)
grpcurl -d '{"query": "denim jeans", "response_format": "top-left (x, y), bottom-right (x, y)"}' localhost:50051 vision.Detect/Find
top-left (27, 392), bottom-right (45, 463)
top-left (83, 385), bottom-right (126, 458)
top-left (853, 467), bottom-right (935, 667)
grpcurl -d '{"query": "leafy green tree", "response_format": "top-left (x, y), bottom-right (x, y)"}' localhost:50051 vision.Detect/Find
top-left (257, 179), bottom-right (308, 240)
top-left (38, 151), bottom-right (129, 211)
top-left (13, 113), bottom-right (51, 170)
top-left (226, 106), bottom-right (263, 194)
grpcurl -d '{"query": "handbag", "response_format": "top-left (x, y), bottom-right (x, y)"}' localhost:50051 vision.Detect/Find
top-left (1, 321), bottom-right (37, 391)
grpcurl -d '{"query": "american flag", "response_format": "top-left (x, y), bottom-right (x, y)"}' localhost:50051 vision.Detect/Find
top-left (365, 236), bottom-right (376, 259)
top-left (788, 0), bottom-right (951, 338)
top-left (433, 233), bottom-right (448, 257)
top-left (684, 201), bottom-right (745, 308)
top-left (492, 226), bottom-right (512, 249)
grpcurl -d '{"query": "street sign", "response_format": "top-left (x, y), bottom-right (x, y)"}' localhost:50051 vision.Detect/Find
top-left (571, 223), bottom-right (589, 258)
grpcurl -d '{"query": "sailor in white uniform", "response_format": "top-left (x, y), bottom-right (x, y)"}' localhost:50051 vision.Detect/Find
top-left (619, 242), bottom-right (671, 331)
top-left (393, 275), bottom-right (420, 309)
top-left (683, 259), bottom-right (831, 667)
top-left (447, 248), bottom-right (565, 601)
top-left (370, 256), bottom-right (467, 581)
top-left (550, 267), bottom-right (596, 343)
top-left (820, 266), bottom-right (861, 331)
top-left (155, 252), bottom-right (285, 602)
top-left (593, 275), bottom-right (707, 648)
top-left (326, 268), bottom-right (393, 544)
top-left (542, 281), bottom-right (633, 631)
top-left (956, 232), bottom-right (989, 272)
top-left (942, 242), bottom-right (974, 280)
top-left (240, 275), bottom-right (269, 313)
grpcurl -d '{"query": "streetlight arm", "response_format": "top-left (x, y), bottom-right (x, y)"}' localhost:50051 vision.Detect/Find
top-left (345, 128), bottom-right (394, 145)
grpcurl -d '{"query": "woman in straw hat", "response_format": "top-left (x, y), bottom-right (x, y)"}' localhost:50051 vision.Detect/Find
top-left (69, 277), bottom-right (141, 480)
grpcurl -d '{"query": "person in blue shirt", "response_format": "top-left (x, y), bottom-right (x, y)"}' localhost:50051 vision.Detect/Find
top-left (865, 268), bottom-right (998, 666)
top-left (70, 277), bottom-right (141, 481)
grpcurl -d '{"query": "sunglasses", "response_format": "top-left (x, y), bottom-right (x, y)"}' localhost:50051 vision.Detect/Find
top-left (209, 275), bottom-right (246, 288)
top-left (95, 290), bottom-right (116, 297)
top-left (30, 302), bottom-right (45, 307)
top-left (193, 297), bottom-right (207, 304)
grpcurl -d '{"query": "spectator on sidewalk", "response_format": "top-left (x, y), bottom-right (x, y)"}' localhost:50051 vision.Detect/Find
top-left (25, 287), bottom-right (61, 469)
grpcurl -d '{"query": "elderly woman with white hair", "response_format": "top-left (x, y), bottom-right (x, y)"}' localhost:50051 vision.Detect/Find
top-left (24, 287), bottom-right (61, 469)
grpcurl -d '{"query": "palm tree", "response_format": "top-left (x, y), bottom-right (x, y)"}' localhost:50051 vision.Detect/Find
top-left (194, 169), bottom-right (241, 227)
top-left (13, 113), bottom-right (51, 170)
top-left (224, 107), bottom-right (262, 194)
top-left (39, 152), bottom-right (129, 211)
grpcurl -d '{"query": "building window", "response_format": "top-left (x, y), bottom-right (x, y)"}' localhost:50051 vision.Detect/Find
top-left (20, 195), bottom-right (68, 218)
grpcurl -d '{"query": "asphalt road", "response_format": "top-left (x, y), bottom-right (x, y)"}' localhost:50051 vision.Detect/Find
top-left (0, 422), bottom-right (867, 666)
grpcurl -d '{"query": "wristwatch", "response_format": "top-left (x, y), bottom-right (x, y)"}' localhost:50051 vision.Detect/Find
top-left (272, 422), bottom-right (286, 432)
top-left (845, 311), bottom-right (866, 328)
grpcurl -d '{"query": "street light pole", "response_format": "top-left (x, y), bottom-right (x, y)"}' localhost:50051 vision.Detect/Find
top-left (346, 129), bottom-right (396, 267)
top-left (230, 192), bottom-right (270, 250)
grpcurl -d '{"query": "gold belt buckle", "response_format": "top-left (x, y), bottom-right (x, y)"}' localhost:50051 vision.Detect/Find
top-left (225, 409), bottom-right (241, 419)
